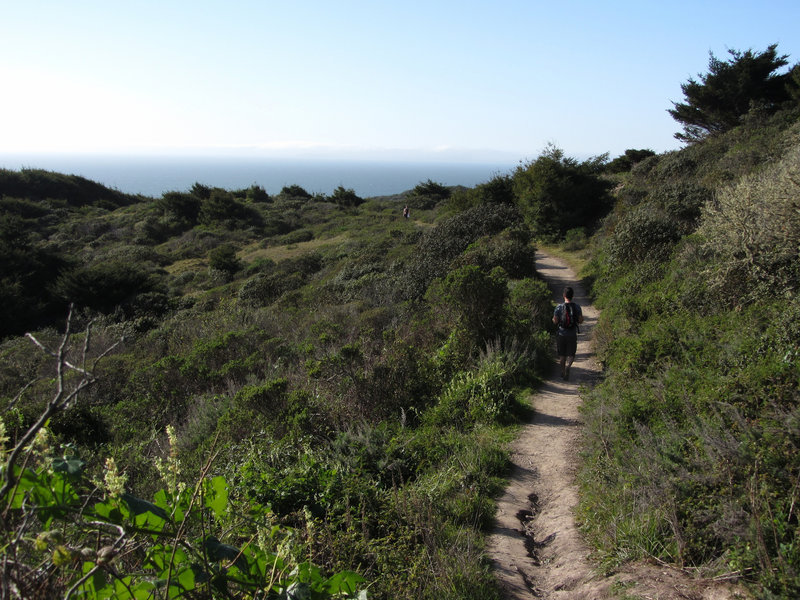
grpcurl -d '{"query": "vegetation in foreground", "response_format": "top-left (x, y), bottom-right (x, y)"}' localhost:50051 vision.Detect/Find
top-left (0, 172), bottom-right (567, 598)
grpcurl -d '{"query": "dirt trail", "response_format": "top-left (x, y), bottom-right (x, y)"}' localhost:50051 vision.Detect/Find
top-left (487, 251), bottom-right (750, 600)
top-left (487, 250), bottom-right (602, 599)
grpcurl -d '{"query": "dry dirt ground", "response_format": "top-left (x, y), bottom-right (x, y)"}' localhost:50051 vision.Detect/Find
top-left (486, 251), bottom-right (751, 600)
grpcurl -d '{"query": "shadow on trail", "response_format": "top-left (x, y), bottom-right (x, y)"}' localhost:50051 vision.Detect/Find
top-left (532, 410), bottom-right (582, 428)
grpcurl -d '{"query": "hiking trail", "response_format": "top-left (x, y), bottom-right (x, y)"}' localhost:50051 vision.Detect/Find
top-left (487, 250), bottom-right (750, 600)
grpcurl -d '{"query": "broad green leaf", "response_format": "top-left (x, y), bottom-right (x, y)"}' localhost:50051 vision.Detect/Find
top-left (204, 536), bottom-right (247, 570)
top-left (205, 475), bottom-right (228, 517)
top-left (123, 492), bottom-right (169, 534)
top-left (176, 565), bottom-right (196, 591)
top-left (53, 455), bottom-right (85, 476)
top-left (324, 570), bottom-right (366, 595)
top-left (146, 544), bottom-right (188, 574)
top-left (130, 580), bottom-right (158, 600)
top-left (48, 472), bottom-right (79, 505)
top-left (5, 468), bottom-right (39, 508)
top-left (123, 492), bottom-right (170, 521)
top-left (93, 498), bottom-right (126, 523)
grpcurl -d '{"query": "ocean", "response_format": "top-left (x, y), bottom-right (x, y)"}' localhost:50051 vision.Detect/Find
top-left (0, 154), bottom-right (516, 198)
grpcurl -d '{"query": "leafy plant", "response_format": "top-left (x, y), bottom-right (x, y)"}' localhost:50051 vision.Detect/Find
top-left (0, 314), bottom-right (366, 599)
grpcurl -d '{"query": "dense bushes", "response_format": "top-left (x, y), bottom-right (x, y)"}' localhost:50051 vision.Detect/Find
top-left (698, 142), bottom-right (800, 304)
top-left (0, 168), bottom-right (139, 207)
top-left (0, 214), bottom-right (68, 337)
top-left (54, 261), bottom-right (165, 316)
top-left (579, 97), bottom-right (800, 596)
top-left (400, 202), bottom-right (526, 299)
top-left (1, 168), bottom-right (554, 598)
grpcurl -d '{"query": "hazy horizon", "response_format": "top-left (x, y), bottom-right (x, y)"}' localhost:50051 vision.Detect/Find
top-left (0, 152), bottom-right (517, 198)
top-left (2, 1), bottom-right (798, 161)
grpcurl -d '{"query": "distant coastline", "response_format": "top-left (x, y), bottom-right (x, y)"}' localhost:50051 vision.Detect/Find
top-left (0, 154), bottom-right (515, 198)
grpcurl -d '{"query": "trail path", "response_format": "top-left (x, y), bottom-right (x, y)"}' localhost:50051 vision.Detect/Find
top-left (487, 251), bottom-right (750, 600)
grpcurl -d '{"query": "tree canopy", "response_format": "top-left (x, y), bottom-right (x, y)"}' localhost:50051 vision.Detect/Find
top-left (668, 44), bottom-right (794, 144)
top-left (512, 144), bottom-right (612, 239)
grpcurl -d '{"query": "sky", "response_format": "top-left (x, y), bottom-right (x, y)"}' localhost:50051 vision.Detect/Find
top-left (1, 0), bottom-right (799, 164)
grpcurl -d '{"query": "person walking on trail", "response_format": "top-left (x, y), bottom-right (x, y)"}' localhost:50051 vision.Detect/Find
top-left (553, 286), bottom-right (583, 380)
top-left (402, 205), bottom-right (410, 219)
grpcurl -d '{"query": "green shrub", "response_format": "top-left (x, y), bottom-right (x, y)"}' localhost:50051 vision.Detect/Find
top-left (207, 243), bottom-right (241, 278)
top-left (457, 227), bottom-right (536, 279)
top-left (698, 141), bottom-right (800, 304)
top-left (329, 186), bottom-right (364, 207)
top-left (606, 205), bottom-right (681, 267)
top-left (400, 202), bottom-right (524, 299)
top-left (563, 227), bottom-right (588, 250)
top-left (425, 358), bottom-right (515, 428)
top-left (282, 228), bottom-right (314, 244)
top-left (512, 144), bottom-right (613, 238)
top-left (54, 261), bottom-right (163, 315)
top-left (428, 265), bottom-right (508, 342)
top-left (408, 179), bottom-right (451, 209)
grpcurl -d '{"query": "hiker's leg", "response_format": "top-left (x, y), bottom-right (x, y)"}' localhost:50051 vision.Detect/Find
top-left (565, 354), bottom-right (575, 380)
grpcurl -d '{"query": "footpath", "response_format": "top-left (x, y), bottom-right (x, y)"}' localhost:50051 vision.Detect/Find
top-left (487, 251), bottom-right (750, 600)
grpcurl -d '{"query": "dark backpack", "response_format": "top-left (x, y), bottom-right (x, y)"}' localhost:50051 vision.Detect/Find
top-left (559, 303), bottom-right (578, 330)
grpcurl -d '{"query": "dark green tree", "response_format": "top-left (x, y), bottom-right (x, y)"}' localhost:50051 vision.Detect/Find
top-left (279, 185), bottom-right (312, 200)
top-left (432, 264), bottom-right (508, 341)
top-left (246, 184), bottom-right (271, 203)
top-left (329, 185), bottom-right (363, 207)
top-left (156, 191), bottom-right (201, 227)
top-left (408, 179), bottom-right (451, 209)
top-left (606, 149), bottom-right (656, 174)
top-left (208, 244), bottom-right (241, 278)
top-left (668, 44), bottom-right (792, 144)
top-left (53, 261), bottom-right (161, 315)
top-left (512, 144), bottom-right (611, 239)
top-left (0, 213), bottom-right (67, 337)
top-left (198, 190), bottom-right (263, 229)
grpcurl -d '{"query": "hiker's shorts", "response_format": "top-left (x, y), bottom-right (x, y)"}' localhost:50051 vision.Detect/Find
top-left (557, 333), bottom-right (578, 357)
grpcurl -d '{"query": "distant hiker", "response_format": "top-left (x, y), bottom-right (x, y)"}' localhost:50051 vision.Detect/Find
top-left (552, 286), bottom-right (583, 380)
top-left (403, 205), bottom-right (409, 219)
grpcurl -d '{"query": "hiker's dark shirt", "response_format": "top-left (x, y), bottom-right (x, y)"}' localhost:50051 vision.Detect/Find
top-left (554, 302), bottom-right (582, 338)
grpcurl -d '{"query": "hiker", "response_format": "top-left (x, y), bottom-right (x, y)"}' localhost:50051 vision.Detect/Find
top-left (402, 205), bottom-right (409, 219)
top-left (552, 286), bottom-right (583, 380)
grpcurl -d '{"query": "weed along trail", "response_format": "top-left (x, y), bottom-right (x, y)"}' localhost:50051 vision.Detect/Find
top-left (488, 249), bottom-right (602, 599)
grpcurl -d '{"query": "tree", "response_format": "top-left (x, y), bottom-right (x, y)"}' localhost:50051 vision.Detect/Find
top-left (408, 179), bottom-right (451, 209)
top-left (279, 184), bottom-right (312, 200)
top-left (156, 191), bottom-right (201, 227)
top-left (606, 149), bottom-right (656, 174)
top-left (246, 184), bottom-right (271, 203)
top-left (198, 190), bottom-right (263, 229)
top-left (208, 244), bottom-right (241, 278)
top-left (512, 144), bottom-right (612, 239)
top-left (329, 185), bottom-right (364, 207)
top-left (669, 44), bottom-right (792, 144)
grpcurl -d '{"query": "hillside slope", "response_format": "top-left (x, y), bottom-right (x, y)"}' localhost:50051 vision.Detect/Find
top-left (578, 109), bottom-right (800, 597)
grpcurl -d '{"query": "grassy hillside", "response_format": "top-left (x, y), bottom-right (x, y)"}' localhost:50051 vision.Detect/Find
top-left (577, 102), bottom-right (800, 596)
top-left (0, 176), bottom-right (554, 598)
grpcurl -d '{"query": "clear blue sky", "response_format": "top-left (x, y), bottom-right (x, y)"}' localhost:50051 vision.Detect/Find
top-left (2, 1), bottom-right (798, 163)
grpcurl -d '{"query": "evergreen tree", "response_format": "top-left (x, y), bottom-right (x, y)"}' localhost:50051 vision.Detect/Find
top-left (669, 44), bottom-right (792, 143)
